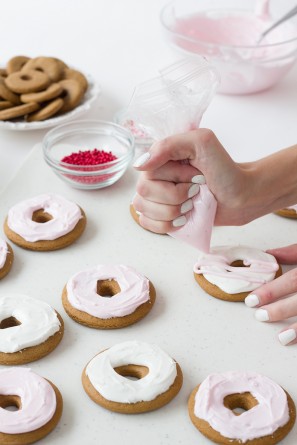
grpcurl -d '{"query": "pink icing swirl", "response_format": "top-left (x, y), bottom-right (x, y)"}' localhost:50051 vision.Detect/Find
top-left (194, 371), bottom-right (290, 442)
top-left (66, 264), bottom-right (150, 318)
top-left (0, 368), bottom-right (57, 434)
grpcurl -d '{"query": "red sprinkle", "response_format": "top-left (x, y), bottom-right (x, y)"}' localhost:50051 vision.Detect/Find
top-left (61, 148), bottom-right (118, 185)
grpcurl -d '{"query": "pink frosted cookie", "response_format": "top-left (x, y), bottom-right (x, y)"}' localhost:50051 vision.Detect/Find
top-left (188, 371), bottom-right (296, 445)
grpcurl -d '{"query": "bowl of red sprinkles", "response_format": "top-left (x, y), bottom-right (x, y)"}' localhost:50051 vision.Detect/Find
top-left (42, 120), bottom-right (135, 189)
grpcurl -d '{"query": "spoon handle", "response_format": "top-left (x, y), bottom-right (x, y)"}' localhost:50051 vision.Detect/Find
top-left (259, 4), bottom-right (297, 42)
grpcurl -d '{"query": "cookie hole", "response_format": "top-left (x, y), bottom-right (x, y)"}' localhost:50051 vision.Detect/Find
top-left (60, 89), bottom-right (68, 99)
top-left (114, 365), bottom-right (149, 381)
top-left (224, 392), bottom-right (258, 416)
top-left (230, 260), bottom-right (250, 268)
top-left (20, 74), bottom-right (31, 81)
top-left (0, 395), bottom-right (22, 411)
top-left (32, 209), bottom-right (53, 223)
top-left (35, 67), bottom-right (44, 73)
top-left (97, 280), bottom-right (121, 298)
top-left (0, 316), bottom-right (21, 329)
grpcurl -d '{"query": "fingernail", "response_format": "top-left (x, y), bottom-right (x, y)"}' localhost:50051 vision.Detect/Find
top-left (245, 294), bottom-right (259, 308)
top-left (133, 152), bottom-right (151, 167)
top-left (192, 175), bottom-right (206, 184)
top-left (172, 215), bottom-right (187, 227)
top-left (255, 309), bottom-right (269, 322)
top-left (188, 184), bottom-right (200, 198)
top-left (278, 329), bottom-right (296, 346)
top-left (181, 199), bottom-right (193, 214)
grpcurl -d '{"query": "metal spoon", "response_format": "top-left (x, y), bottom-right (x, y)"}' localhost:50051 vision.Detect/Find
top-left (258, 4), bottom-right (297, 43)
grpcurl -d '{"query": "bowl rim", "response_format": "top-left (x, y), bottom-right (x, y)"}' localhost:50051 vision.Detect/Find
top-left (160, 0), bottom-right (297, 50)
top-left (42, 119), bottom-right (135, 170)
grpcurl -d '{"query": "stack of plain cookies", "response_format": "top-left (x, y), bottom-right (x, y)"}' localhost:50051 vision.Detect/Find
top-left (0, 56), bottom-right (88, 122)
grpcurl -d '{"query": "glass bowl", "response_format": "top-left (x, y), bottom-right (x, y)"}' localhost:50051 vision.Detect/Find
top-left (160, 0), bottom-right (297, 94)
top-left (42, 120), bottom-right (135, 190)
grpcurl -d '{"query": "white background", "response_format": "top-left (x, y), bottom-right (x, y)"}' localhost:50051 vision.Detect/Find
top-left (0, 1), bottom-right (297, 444)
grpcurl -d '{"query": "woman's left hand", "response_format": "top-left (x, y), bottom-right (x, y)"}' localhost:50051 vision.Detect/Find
top-left (245, 244), bottom-right (297, 346)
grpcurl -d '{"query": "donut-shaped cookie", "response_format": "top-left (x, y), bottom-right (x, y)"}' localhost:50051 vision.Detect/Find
top-left (5, 69), bottom-right (50, 94)
top-left (20, 82), bottom-right (63, 103)
top-left (82, 340), bottom-right (183, 413)
top-left (0, 102), bottom-right (40, 121)
top-left (26, 97), bottom-right (64, 122)
top-left (62, 265), bottom-right (156, 329)
top-left (275, 204), bottom-right (297, 219)
top-left (0, 77), bottom-right (20, 104)
top-left (58, 79), bottom-right (85, 113)
top-left (0, 294), bottom-right (63, 365)
top-left (193, 246), bottom-right (282, 302)
top-left (4, 193), bottom-right (86, 251)
top-left (188, 371), bottom-right (296, 445)
top-left (0, 367), bottom-right (63, 445)
top-left (21, 57), bottom-right (63, 82)
top-left (6, 56), bottom-right (31, 74)
top-left (62, 68), bottom-right (88, 92)
top-left (0, 101), bottom-right (13, 111)
top-left (0, 239), bottom-right (13, 280)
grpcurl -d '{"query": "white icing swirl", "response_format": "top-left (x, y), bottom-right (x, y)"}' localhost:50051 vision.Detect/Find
top-left (194, 246), bottom-right (278, 294)
top-left (0, 294), bottom-right (61, 353)
top-left (0, 368), bottom-right (57, 434)
top-left (194, 371), bottom-right (290, 442)
top-left (7, 193), bottom-right (82, 242)
top-left (0, 238), bottom-right (8, 269)
top-left (86, 340), bottom-right (177, 403)
top-left (66, 265), bottom-right (150, 318)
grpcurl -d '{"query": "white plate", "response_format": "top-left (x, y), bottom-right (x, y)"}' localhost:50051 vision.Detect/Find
top-left (0, 74), bottom-right (101, 131)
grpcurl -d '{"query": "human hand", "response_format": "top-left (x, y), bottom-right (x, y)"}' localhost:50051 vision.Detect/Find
top-left (133, 129), bottom-right (255, 233)
top-left (245, 244), bottom-right (297, 346)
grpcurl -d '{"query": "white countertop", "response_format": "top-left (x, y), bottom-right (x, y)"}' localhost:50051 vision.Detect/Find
top-left (1, 1), bottom-right (297, 444)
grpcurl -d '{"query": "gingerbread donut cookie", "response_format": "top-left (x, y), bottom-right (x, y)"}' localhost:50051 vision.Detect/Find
top-left (0, 294), bottom-right (64, 365)
top-left (0, 101), bottom-right (13, 111)
top-left (26, 97), bottom-right (64, 122)
top-left (5, 69), bottom-right (50, 94)
top-left (0, 367), bottom-right (63, 445)
top-left (275, 204), bottom-right (297, 219)
top-left (4, 193), bottom-right (86, 251)
top-left (194, 246), bottom-right (282, 302)
top-left (20, 82), bottom-right (63, 103)
top-left (0, 102), bottom-right (40, 121)
top-left (62, 68), bottom-right (88, 92)
top-left (0, 239), bottom-right (13, 280)
top-left (62, 264), bottom-right (156, 329)
top-left (22, 57), bottom-right (63, 82)
top-left (58, 79), bottom-right (85, 113)
top-left (188, 371), bottom-right (296, 445)
top-left (82, 340), bottom-right (183, 413)
top-left (0, 77), bottom-right (20, 104)
top-left (6, 56), bottom-right (31, 74)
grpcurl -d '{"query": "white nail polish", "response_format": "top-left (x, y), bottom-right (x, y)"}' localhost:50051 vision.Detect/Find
top-left (192, 175), bottom-right (206, 184)
top-left (181, 199), bottom-right (193, 214)
top-left (133, 152), bottom-right (150, 167)
top-left (188, 184), bottom-right (200, 198)
top-left (172, 215), bottom-right (187, 227)
top-left (255, 309), bottom-right (269, 322)
top-left (245, 294), bottom-right (259, 308)
top-left (135, 210), bottom-right (141, 216)
top-left (279, 329), bottom-right (296, 346)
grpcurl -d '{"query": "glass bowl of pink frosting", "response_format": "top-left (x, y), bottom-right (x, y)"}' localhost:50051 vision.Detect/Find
top-left (160, 0), bottom-right (297, 94)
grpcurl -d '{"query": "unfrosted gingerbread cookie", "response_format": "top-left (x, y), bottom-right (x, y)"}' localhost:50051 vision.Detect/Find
top-left (4, 193), bottom-right (86, 251)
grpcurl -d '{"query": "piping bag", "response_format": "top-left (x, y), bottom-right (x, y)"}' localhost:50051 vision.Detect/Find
top-left (128, 57), bottom-right (220, 253)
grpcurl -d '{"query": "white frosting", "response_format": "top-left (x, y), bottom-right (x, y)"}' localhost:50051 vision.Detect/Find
top-left (66, 265), bottom-right (150, 319)
top-left (194, 371), bottom-right (290, 442)
top-left (194, 246), bottom-right (278, 294)
top-left (0, 238), bottom-right (9, 269)
top-left (85, 340), bottom-right (177, 403)
top-left (0, 294), bottom-right (61, 353)
top-left (7, 193), bottom-right (82, 242)
top-left (0, 367), bottom-right (57, 434)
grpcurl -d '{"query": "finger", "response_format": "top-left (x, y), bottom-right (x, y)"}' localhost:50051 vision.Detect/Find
top-left (133, 193), bottom-right (193, 221)
top-left (245, 268), bottom-right (297, 307)
top-left (278, 322), bottom-right (297, 346)
top-left (136, 178), bottom-right (200, 205)
top-left (267, 244), bottom-right (297, 265)
top-left (144, 160), bottom-right (202, 184)
top-left (254, 293), bottom-right (297, 322)
top-left (138, 213), bottom-right (187, 234)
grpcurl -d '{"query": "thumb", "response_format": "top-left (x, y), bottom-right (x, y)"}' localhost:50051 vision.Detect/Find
top-left (267, 244), bottom-right (297, 265)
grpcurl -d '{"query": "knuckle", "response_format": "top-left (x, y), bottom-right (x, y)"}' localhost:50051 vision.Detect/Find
top-left (198, 128), bottom-right (216, 147)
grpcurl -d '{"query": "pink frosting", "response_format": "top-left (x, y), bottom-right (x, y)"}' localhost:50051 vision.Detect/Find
top-left (194, 371), bottom-right (290, 442)
top-left (169, 184), bottom-right (217, 253)
top-left (0, 238), bottom-right (8, 269)
top-left (0, 368), bottom-right (57, 434)
top-left (288, 204), bottom-right (297, 211)
top-left (66, 264), bottom-right (150, 318)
